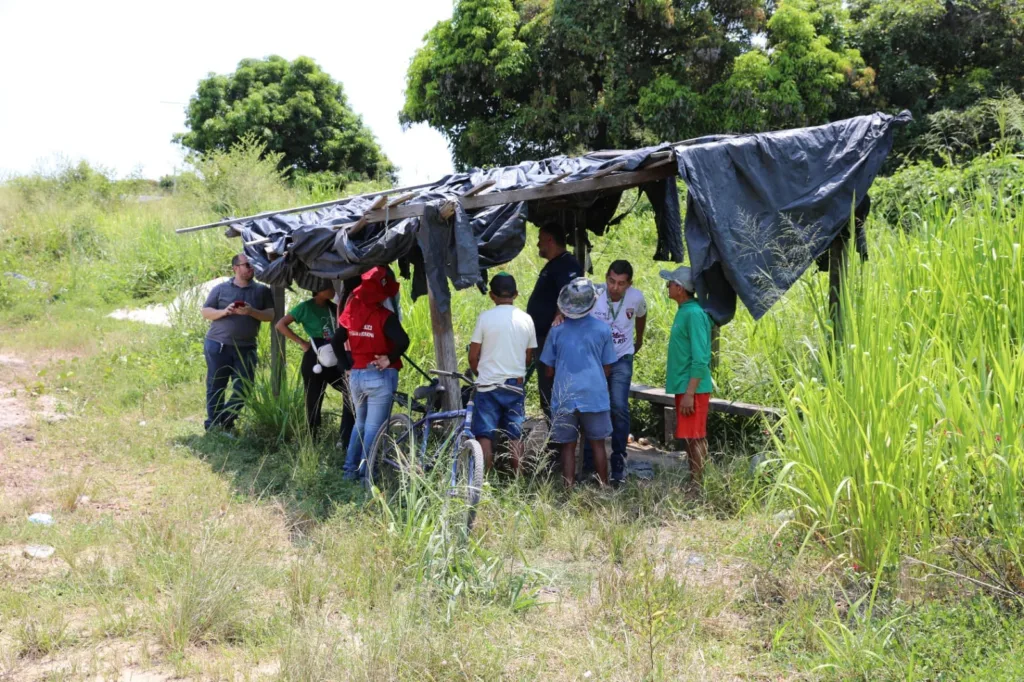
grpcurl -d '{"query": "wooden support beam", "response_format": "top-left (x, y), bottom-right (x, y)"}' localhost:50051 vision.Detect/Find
top-left (710, 325), bottom-right (721, 374)
top-left (573, 209), bottom-right (590, 275)
top-left (427, 283), bottom-right (461, 413)
top-left (829, 236), bottom-right (848, 345)
top-left (588, 161), bottom-right (627, 180)
top-left (461, 163), bottom-right (677, 211)
top-left (386, 192), bottom-right (418, 208)
top-left (342, 195), bottom-right (389, 236)
top-left (463, 179), bottom-right (496, 197)
top-left (270, 286), bottom-right (287, 397)
top-left (545, 170), bottom-right (573, 185)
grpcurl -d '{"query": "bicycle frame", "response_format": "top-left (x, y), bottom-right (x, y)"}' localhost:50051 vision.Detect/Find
top-left (381, 397), bottom-right (476, 486)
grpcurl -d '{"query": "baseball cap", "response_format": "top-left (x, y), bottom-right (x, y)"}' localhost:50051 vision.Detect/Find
top-left (659, 265), bottom-right (695, 292)
top-left (489, 272), bottom-right (517, 297)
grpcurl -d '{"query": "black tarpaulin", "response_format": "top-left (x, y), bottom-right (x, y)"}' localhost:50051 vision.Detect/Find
top-left (676, 111), bottom-right (912, 325)
top-left (229, 145), bottom-right (683, 312)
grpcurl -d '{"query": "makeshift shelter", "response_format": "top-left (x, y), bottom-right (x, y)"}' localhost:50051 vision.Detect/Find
top-left (178, 111), bottom-right (911, 409)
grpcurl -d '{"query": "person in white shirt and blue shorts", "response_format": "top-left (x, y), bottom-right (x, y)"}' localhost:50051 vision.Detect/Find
top-left (468, 272), bottom-right (538, 474)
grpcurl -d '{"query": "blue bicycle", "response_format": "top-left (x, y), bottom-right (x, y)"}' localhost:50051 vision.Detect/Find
top-left (363, 369), bottom-right (523, 529)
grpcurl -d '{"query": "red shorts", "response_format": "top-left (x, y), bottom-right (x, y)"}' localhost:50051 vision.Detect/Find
top-left (674, 393), bottom-right (710, 439)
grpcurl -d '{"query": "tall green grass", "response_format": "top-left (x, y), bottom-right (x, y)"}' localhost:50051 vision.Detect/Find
top-left (774, 184), bottom-right (1024, 579)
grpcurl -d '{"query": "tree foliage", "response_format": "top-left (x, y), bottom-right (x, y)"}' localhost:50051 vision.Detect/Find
top-left (402, 0), bottom-right (877, 168)
top-left (404, 0), bottom-right (1024, 169)
top-left (402, 0), bottom-right (769, 168)
top-left (178, 56), bottom-right (394, 181)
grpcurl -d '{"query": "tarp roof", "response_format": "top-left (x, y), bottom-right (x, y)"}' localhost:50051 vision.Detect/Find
top-left (209, 110), bottom-right (911, 324)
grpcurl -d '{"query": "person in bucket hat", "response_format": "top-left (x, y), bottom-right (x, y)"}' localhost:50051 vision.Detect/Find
top-left (540, 277), bottom-right (618, 487)
top-left (468, 272), bottom-right (537, 474)
top-left (660, 265), bottom-right (713, 483)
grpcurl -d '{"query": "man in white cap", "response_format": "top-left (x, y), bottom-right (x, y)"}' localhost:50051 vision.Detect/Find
top-left (540, 277), bottom-right (618, 488)
top-left (660, 265), bottom-right (713, 483)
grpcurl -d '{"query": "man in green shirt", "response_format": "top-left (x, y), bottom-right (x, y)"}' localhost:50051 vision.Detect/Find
top-left (660, 266), bottom-right (713, 482)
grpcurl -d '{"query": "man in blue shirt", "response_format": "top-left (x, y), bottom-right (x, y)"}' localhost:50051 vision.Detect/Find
top-left (540, 278), bottom-right (618, 488)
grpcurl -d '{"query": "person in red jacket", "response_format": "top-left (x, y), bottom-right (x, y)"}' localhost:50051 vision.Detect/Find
top-left (338, 266), bottom-right (410, 481)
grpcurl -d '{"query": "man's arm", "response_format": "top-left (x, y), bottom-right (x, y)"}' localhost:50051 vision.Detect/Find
top-left (634, 314), bottom-right (647, 354)
top-left (525, 348), bottom-right (534, 367)
top-left (201, 307), bottom-right (229, 321)
top-left (679, 377), bottom-right (702, 415)
top-left (469, 342), bottom-right (482, 374)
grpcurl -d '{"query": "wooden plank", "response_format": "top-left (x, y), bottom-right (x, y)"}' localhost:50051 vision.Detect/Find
top-left (362, 201), bottom-right (429, 223)
top-left (244, 236), bottom-right (272, 247)
top-left (629, 384), bottom-right (783, 419)
top-left (386, 192), bottom-right (418, 208)
top-left (427, 282), bottom-right (461, 413)
top-left (270, 286), bottom-right (287, 397)
top-left (344, 195), bottom-right (390, 235)
top-left (545, 170), bottom-right (573, 185)
top-left (463, 179), bottom-right (496, 197)
top-left (460, 163), bottom-right (676, 211)
top-left (588, 161), bottom-right (626, 180)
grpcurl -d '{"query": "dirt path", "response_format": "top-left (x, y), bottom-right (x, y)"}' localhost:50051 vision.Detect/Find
top-left (0, 353), bottom-right (70, 515)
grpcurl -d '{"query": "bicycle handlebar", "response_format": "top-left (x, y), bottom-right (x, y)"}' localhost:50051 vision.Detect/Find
top-left (430, 369), bottom-right (473, 384)
top-left (429, 370), bottom-right (525, 396)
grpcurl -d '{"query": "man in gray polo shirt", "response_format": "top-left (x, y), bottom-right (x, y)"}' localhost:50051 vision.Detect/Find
top-left (201, 253), bottom-right (274, 431)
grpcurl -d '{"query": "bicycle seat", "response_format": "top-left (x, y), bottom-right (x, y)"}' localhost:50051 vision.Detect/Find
top-left (414, 380), bottom-right (446, 401)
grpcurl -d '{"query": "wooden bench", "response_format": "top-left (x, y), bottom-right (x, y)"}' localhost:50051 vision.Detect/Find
top-left (629, 384), bottom-right (783, 443)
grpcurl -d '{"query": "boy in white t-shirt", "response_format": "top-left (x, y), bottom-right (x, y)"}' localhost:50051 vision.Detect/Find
top-left (468, 272), bottom-right (538, 473)
top-left (587, 260), bottom-right (647, 484)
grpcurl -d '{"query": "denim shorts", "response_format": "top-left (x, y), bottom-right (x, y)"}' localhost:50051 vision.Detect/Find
top-left (549, 409), bottom-right (613, 444)
top-left (471, 380), bottom-right (526, 441)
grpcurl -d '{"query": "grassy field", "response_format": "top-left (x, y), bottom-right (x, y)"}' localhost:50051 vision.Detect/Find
top-left (2, 146), bottom-right (1024, 680)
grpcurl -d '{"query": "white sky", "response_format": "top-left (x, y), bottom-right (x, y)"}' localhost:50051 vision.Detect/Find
top-left (0, 0), bottom-right (456, 185)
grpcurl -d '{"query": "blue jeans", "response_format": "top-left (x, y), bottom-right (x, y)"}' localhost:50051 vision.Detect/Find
top-left (344, 367), bottom-right (398, 479)
top-left (204, 339), bottom-right (258, 431)
top-left (471, 380), bottom-right (526, 441)
top-left (583, 353), bottom-right (633, 479)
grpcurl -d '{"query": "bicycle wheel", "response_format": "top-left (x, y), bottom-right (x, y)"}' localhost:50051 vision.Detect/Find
top-left (364, 413), bottom-right (415, 497)
top-left (450, 437), bottom-right (484, 530)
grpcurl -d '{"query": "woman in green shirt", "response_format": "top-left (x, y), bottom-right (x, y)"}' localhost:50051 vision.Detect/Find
top-left (275, 284), bottom-right (354, 445)
top-left (660, 266), bottom-right (713, 483)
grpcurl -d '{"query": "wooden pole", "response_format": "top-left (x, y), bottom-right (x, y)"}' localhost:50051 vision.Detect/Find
top-left (573, 210), bottom-right (589, 275)
top-left (270, 285), bottom-right (286, 397)
top-left (828, 236), bottom-right (847, 346)
top-left (710, 324), bottom-right (721, 374)
top-left (427, 282), bottom-right (461, 413)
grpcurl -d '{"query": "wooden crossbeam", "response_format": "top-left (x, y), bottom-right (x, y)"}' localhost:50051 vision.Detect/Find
top-left (386, 192), bottom-right (418, 208)
top-left (588, 161), bottom-right (627, 180)
top-left (461, 162), bottom-right (677, 211)
top-left (544, 170), bottom-right (573, 185)
top-left (463, 179), bottom-right (496, 197)
top-left (341, 195), bottom-right (389, 235)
